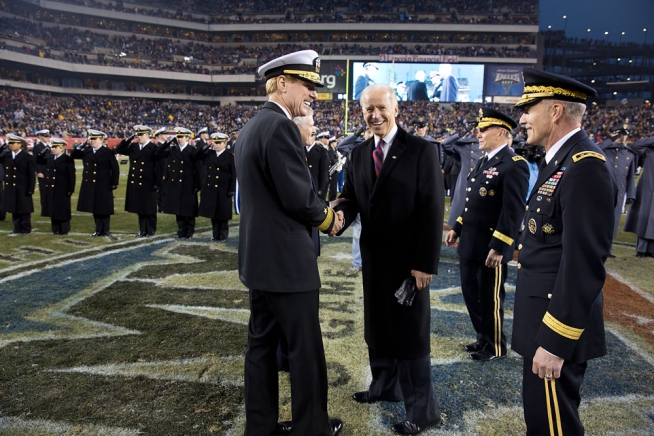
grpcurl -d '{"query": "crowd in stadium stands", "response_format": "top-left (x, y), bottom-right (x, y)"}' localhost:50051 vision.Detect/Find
top-left (46, 0), bottom-right (538, 23)
top-left (2, 90), bottom-right (652, 143)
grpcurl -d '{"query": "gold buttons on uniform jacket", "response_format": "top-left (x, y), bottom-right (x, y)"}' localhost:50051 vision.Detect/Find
top-left (517, 263), bottom-right (522, 269)
top-left (526, 206), bottom-right (529, 211)
top-left (547, 293), bottom-right (552, 299)
top-left (536, 208), bottom-right (541, 213)
top-left (518, 244), bottom-right (523, 250)
top-left (471, 178), bottom-right (476, 182)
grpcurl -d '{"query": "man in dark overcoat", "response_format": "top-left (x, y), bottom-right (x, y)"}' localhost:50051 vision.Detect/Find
top-left (598, 126), bottom-right (637, 239)
top-left (32, 129), bottom-right (51, 213)
top-left (511, 68), bottom-right (616, 435)
top-left (624, 135), bottom-right (654, 257)
top-left (35, 138), bottom-right (75, 235)
top-left (0, 134), bottom-right (35, 234)
top-left (199, 132), bottom-right (235, 241)
top-left (235, 49), bottom-right (343, 436)
top-left (157, 127), bottom-right (200, 239)
top-left (335, 84), bottom-right (444, 435)
top-left (445, 107), bottom-right (529, 361)
top-left (71, 129), bottom-right (119, 237)
top-left (114, 125), bottom-right (159, 237)
top-left (153, 128), bottom-right (169, 212)
top-left (306, 131), bottom-right (329, 198)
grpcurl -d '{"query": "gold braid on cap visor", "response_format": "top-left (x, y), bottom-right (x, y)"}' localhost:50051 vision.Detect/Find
top-left (283, 69), bottom-right (322, 84)
top-left (521, 85), bottom-right (588, 101)
top-left (477, 117), bottom-right (513, 131)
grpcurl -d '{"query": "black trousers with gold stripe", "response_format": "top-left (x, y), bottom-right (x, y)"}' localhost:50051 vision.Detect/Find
top-left (522, 358), bottom-right (587, 436)
top-left (459, 257), bottom-right (507, 356)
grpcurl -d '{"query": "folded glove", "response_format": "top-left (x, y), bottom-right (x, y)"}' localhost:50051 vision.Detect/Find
top-left (394, 276), bottom-right (418, 306)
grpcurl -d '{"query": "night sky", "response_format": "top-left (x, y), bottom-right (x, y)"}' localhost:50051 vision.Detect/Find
top-left (539, 0), bottom-right (654, 44)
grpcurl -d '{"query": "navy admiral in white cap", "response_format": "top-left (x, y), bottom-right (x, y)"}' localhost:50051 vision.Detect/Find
top-left (114, 125), bottom-right (160, 237)
top-left (511, 68), bottom-right (616, 436)
top-left (71, 129), bottom-right (119, 237)
top-left (235, 49), bottom-right (344, 436)
top-left (0, 134), bottom-right (35, 235)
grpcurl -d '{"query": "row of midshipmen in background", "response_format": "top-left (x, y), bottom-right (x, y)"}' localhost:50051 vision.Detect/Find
top-left (0, 125), bottom-right (236, 241)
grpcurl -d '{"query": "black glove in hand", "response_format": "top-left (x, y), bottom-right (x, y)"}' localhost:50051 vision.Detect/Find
top-left (394, 277), bottom-right (418, 306)
top-left (626, 198), bottom-right (634, 205)
top-left (111, 185), bottom-right (117, 190)
top-left (66, 192), bottom-right (73, 197)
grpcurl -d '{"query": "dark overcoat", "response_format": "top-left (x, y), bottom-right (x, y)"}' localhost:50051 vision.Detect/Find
top-left (337, 126), bottom-right (444, 359)
top-left (199, 149), bottom-right (236, 220)
top-left (624, 137), bottom-right (654, 239)
top-left (306, 143), bottom-right (329, 196)
top-left (599, 140), bottom-right (637, 237)
top-left (453, 146), bottom-right (529, 261)
top-left (234, 102), bottom-right (335, 293)
top-left (0, 149), bottom-right (35, 214)
top-left (71, 146), bottom-right (119, 215)
top-left (157, 142), bottom-right (200, 217)
top-left (36, 152), bottom-right (75, 220)
top-left (512, 130), bottom-right (615, 362)
top-left (114, 139), bottom-right (158, 215)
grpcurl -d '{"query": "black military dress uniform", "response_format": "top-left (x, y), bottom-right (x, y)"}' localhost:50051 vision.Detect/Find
top-left (199, 137), bottom-right (236, 241)
top-left (114, 127), bottom-right (159, 237)
top-left (305, 142), bottom-right (329, 198)
top-left (156, 128), bottom-right (201, 239)
top-left (0, 135), bottom-right (35, 234)
top-left (452, 108), bottom-right (529, 360)
top-left (32, 129), bottom-right (51, 214)
top-left (71, 130), bottom-right (120, 236)
top-left (511, 68), bottom-right (616, 436)
top-left (35, 139), bottom-right (75, 235)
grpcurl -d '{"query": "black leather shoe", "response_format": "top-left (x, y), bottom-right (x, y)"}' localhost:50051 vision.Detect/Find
top-left (636, 252), bottom-right (646, 258)
top-left (391, 418), bottom-right (441, 435)
top-left (463, 341), bottom-right (483, 353)
top-left (321, 418), bottom-right (343, 436)
top-left (277, 421), bottom-right (292, 435)
top-left (352, 391), bottom-right (401, 403)
top-left (135, 232), bottom-right (144, 238)
top-left (91, 232), bottom-right (100, 237)
top-left (470, 345), bottom-right (506, 361)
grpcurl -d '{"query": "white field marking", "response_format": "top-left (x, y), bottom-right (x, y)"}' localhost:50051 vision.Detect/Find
top-left (606, 269), bottom-right (654, 305)
top-left (0, 416), bottom-right (141, 435)
top-left (146, 304), bottom-right (250, 325)
top-left (49, 356), bottom-right (245, 387)
top-left (223, 403), bottom-right (246, 436)
top-left (607, 326), bottom-right (654, 367)
top-left (329, 252), bottom-right (353, 261)
top-left (622, 313), bottom-right (654, 325)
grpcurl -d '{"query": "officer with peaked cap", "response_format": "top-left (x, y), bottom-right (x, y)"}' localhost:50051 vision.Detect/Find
top-left (114, 125), bottom-right (159, 237)
top-left (198, 132), bottom-right (236, 241)
top-left (35, 137), bottom-right (75, 235)
top-left (326, 135), bottom-right (341, 201)
top-left (413, 118), bottom-right (442, 162)
top-left (445, 107), bottom-right (529, 361)
top-left (0, 134), bottom-right (35, 234)
top-left (306, 128), bottom-right (329, 198)
top-left (598, 125), bottom-right (637, 240)
top-left (33, 129), bottom-right (51, 213)
top-left (71, 129), bottom-right (119, 237)
top-left (235, 49), bottom-right (343, 436)
top-left (511, 68), bottom-right (616, 435)
top-left (153, 128), bottom-right (169, 212)
top-left (156, 127), bottom-right (201, 239)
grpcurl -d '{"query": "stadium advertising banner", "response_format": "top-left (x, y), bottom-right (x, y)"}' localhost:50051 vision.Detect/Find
top-left (351, 61), bottom-right (485, 103)
top-left (318, 60), bottom-right (348, 96)
top-left (484, 64), bottom-right (531, 104)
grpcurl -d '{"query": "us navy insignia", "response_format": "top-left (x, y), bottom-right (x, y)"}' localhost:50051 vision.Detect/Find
top-left (528, 218), bottom-right (537, 234)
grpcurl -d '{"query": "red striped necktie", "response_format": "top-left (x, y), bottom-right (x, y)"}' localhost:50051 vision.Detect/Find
top-left (373, 139), bottom-right (384, 176)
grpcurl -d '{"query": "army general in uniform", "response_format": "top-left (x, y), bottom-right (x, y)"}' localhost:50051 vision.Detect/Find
top-left (511, 68), bottom-right (616, 436)
top-left (445, 107), bottom-right (529, 361)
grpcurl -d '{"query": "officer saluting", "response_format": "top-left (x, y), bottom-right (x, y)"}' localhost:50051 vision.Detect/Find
top-left (71, 129), bottom-right (119, 237)
top-left (0, 134), bottom-right (35, 235)
top-left (198, 132), bottom-right (236, 242)
top-left (511, 69), bottom-right (616, 435)
top-left (156, 127), bottom-right (201, 239)
top-left (114, 125), bottom-right (159, 237)
top-left (445, 107), bottom-right (529, 361)
top-left (36, 137), bottom-right (75, 235)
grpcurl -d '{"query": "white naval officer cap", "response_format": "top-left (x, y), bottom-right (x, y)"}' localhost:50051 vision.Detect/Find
top-left (211, 132), bottom-right (229, 142)
top-left (175, 127), bottom-right (193, 138)
top-left (50, 138), bottom-right (68, 147)
top-left (133, 125), bottom-right (152, 135)
top-left (316, 131), bottom-right (330, 139)
top-left (258, 49), bottom-right (324, 87)
top-left (88, 129), bottom-right (107, 139)
top-left (35, 129), bottom-right (51, 136)
top-left (6, 133), bottom-right (27, 145)
top-left (154, 127), bottom-right (167, 136)
top-left (197, 127), bottom-right (209, 135)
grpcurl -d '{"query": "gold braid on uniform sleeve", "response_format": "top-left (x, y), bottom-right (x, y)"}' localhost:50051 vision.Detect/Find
top-left (316, 207), bottom-right (335, 232)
